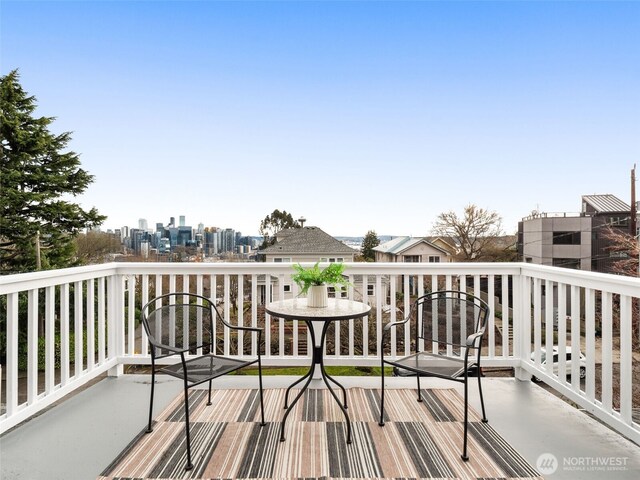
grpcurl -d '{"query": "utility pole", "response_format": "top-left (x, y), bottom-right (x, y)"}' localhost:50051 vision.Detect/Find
top-left (631, 165), bottom-right (637, 238)
top-left (633, 164), bottom-right (640, 277)
top-left (35, 230), bottom-right (42, 270)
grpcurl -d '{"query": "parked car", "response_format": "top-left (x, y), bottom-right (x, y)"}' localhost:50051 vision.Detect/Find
top-left (531, 346), bottom-right (586, 382)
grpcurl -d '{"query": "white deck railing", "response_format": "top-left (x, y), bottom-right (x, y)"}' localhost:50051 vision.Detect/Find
top-left (1, 262), bottom-right (638, 444)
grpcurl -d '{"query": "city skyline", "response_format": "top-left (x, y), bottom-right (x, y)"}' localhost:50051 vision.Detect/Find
top-left (2, 1), bottom-right (638, 237)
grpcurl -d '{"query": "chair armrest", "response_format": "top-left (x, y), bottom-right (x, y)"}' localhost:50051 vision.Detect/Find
top-left (230, 325), bottom-right (263, 334)
top-left (466, 332), bottom-right (483, 347)
top-left (152, 342), bottom-right (188, 355)
top-left (383, 317), bottom-right (409, 332)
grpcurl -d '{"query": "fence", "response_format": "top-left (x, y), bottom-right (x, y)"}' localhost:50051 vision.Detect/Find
top-left (0, 262), bottom-right (638, 443)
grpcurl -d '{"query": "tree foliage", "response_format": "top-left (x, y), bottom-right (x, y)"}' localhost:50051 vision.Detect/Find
top-left (361, 230), bottom-right (380, 261)
top-left (603, 226), bottom-right (639, 276)
top-left (477, 235), bottom-right (518, 262)
top-left (432, 204), bottom-right (503, 261)
top-left (602, 226), bottom-right (639, 348)
top-left (259, 209), bottom-right (299, 248)
top-left (75, 231), bottom-right (122, 265)
top-left (0, 70), bottom-right (105, 273)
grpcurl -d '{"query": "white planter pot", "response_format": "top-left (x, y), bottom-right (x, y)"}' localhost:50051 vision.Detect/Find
top-left (307, 285), bottom-right (328, 308)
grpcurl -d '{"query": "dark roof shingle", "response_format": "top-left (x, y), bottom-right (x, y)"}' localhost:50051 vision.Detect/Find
top-left (259, 227), bottom-right (356, 255)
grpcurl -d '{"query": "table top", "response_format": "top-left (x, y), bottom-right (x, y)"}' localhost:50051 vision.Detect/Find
top-left (265, 298), bottom-right (371, 321)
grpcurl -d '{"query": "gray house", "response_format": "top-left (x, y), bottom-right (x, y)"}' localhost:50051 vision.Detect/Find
top-left (257, 226), bottom-right (356, 303)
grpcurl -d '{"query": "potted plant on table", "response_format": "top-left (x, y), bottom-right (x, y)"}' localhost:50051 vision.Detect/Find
top-left (291, 262), bottom-right (351, 307)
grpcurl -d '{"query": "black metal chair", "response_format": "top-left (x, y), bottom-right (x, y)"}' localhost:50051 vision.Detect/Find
top-left (379, 290), bottom-right (490, 461)
top-left (141, 292), bottom-right (265, 471)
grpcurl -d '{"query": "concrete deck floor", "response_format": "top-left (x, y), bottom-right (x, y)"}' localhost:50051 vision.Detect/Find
top-left (1, 375), bottom-right (639, 480)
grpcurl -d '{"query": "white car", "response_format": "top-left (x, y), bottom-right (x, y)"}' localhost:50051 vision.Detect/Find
top-left (531, 346), bottom-right (586, 381)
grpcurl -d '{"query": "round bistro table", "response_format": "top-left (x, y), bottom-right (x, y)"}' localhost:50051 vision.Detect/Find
top-left (265, 297), bottom-right (371, 444)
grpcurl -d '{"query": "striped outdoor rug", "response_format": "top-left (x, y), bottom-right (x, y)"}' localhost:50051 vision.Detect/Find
top-left (99, 388), bottom-right (540, 480)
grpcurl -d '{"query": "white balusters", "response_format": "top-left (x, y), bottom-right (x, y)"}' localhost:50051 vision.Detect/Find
top-left (45, 286), bottom-right (55, 393)
top-left (60, 283), bottom-right (70, 385)
top-left (27, 289), bottom-right (38, 404)
top-left (6, 293), bottom-right (18, 417)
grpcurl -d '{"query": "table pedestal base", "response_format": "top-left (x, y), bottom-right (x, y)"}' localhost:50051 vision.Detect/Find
top-left (280, 320), bottom-right (352, 444)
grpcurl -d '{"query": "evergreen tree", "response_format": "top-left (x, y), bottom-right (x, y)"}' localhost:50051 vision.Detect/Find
top-left (0, 70), bottom-right (105, 273)
top-left (361, 230), bottom-right (380, 261)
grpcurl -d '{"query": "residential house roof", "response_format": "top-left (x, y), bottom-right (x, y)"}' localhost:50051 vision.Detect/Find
top-left (259, 226), bottom-right (356, 255)
top-left (373, 236), bottom-right (450, 256)
top-left (582, 194), bottom-right (630, 213)
top-left (423, 235), bottom-right (459, 252)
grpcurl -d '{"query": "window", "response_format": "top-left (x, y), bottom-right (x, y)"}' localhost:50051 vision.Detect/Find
top-left (552, 231), bottom-right (581, 245)
top-left (328, 286), bottom-right (348, 298)
top-left (273, 257), bottom-right (292, 263)
top-left (610, 251), bottom-right (629, 258)
top-left (525, 257), bottom-right (533, 263)
top-left (609, 216), bottom-right (628, 227)
top-left (283, 284), bottom-right (292, 293)
top-left (403, 255), bottom-right (420, 262)
top-left (367, 284), bottom-right (375, 297)
top-left (552, 258), bottom-right (580, 269)
top-left (320, 257), bottom-right (344, 263)
top-left (428, 256), bottom-right (441, 263)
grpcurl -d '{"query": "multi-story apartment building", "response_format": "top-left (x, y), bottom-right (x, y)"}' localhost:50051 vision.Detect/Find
top-left (517, 194), bottom-right (635, 273)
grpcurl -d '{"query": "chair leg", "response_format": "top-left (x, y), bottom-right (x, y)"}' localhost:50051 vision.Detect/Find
top-left (379, 361), bottom-right (385, 426)
top-left (207, 379), bottom-right (213, 406)
top-left (183, 383), bottom-right (194, 471)
top-left (258, 356), bottom-right (266, 426)
top-left (146, 369), bottom-right (155, 433)
top-left (416, 372), bottom-right (423, 402)
top-left (461, 376), bottom-right (469, 462)
top-left (477, 368), bottom-right (488, 423)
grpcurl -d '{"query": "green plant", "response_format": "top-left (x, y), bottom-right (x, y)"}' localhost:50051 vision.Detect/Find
top-left (291, 262), bottom-right (351, 295)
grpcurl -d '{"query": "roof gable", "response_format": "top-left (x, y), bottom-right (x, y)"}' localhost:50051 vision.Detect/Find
top-left (374, 236), bottom-right (450, 256)
top-left (259, 226), bottom-right (356, 255)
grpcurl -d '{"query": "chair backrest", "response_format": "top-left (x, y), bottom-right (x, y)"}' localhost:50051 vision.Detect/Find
top-left (141, 293), bottom-right (218, 357)
top-left (413, 290), bottom-right (489, 351)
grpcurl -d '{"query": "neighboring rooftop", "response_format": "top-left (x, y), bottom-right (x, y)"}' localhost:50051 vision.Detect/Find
top-left (373, 236), bottom-right (450, 255)
top-left (522, 194), bottom-right (633, 221)
top-left (259, 226), bottom-right (356, 255)
top-left (582, 194), bottom-right (631, 213)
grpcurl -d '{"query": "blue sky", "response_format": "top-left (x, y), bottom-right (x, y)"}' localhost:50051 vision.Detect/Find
top-left (2, 1), bottom-right (639, 236)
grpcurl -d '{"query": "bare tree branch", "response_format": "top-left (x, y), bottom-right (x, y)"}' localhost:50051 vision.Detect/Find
top-left (432, 204), bottom-right (503, 261)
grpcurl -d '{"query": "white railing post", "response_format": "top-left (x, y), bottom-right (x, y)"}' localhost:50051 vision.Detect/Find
top-left (6, 293), bottom-right (19, 418)
top-left (27, 289), bottom-right (38, 405)
top-left (619, 295), bottom-right (632, 424)
top-left (514, 270), bottom-right (531, 381)
top-left (107, 274), bottom-right (124, 377)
